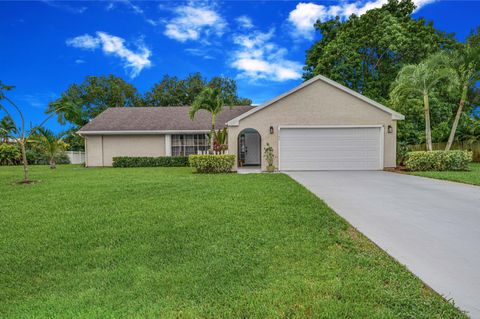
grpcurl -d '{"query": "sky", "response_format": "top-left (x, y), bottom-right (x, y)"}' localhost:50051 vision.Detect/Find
top-left (1, 0), bottom-right (479, 132)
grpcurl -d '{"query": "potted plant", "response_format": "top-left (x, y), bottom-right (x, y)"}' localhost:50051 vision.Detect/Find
top-left (264, 143), bottom-right (275, 172)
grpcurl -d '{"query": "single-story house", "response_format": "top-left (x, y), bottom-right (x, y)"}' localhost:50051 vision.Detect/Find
top-left (78, 74), bottom-right (404, 171)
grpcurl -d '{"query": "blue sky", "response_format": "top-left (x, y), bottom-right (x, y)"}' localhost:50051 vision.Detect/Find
top-left (1, 0), bottom-right (479, 132)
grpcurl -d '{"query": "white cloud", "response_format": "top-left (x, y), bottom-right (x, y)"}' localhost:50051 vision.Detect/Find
top-left (231, 29), bottom-right (302, 82)
top-left (164, 4), bottom-right (226, 42)
top-left (75, 59), bottom-right (86, 64)
top-left (66, 32), bottom-right (151, 78)
top-left (288, 0), bottom-right (438, 40)
top-left (66, 34), bottom-right (100, 50)
top-left (236, 15), bottom-right (253, 29)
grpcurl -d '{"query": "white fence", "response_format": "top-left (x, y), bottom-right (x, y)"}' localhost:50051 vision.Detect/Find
top-left (66, 151), bottom-right (85, 164)
top-left (197, 150), bottom-right (229, 155)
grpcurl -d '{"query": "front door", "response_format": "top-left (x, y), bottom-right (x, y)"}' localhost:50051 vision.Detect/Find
top-left (244, 132), bottom-right (261, 165)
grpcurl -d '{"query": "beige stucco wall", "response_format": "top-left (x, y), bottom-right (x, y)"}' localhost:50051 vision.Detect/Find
top-left (85, 134), bottom-right (165, 167)
top-left (228, 79), bottom-right (398, 171)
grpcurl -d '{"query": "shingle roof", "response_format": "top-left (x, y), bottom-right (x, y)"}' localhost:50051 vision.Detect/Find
top-left (78, 106), bottom-right (254, 133)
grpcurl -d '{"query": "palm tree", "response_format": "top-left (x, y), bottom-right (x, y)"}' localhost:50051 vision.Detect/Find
top-left (33, 128), bottom-right (68, 169)
top-left (0, 115), bottom-right (16, 143)
top-left (390, 54), bottom-right (455, 151)
top-left (445, 44), bottom-right (480, 150)
top-left (189, 87), bottom-right (227, 153)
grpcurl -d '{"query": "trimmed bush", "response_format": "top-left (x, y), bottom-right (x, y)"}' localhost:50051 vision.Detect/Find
top-left (189, 154), bottom-right (235, 173)
top-left (405, 150), bottom-right (472, 171)
top-left (113, 156), bottom-right (189, 168)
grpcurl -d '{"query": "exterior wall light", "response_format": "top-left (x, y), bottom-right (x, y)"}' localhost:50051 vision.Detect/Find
top-left (387, 125), bottom-right (393, 133)
top-left (269, 126), bottom-right (274, 134)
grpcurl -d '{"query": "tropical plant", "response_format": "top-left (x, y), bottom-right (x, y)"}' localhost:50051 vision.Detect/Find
top-left (32, 128), bottom-right (68, 169)
top-left (264, 143), bottom-right (275, 172)
top-left (0, 115), bottom-right (15, 143)
top-left (189, 87), bottom-right (229, 153)
top-left (390, 54), bottom-right (456, 151)
top-left (445, 34), bottom-right (480, 150)
top-left (0, 82), bottom-right (68, 183)
top-left (212, 127), bottom-right (228, 152)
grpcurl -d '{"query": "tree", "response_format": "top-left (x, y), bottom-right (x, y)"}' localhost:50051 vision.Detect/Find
top-left (32, 128), bottom-right (68, 169)
top-left (0, 115), bottom-right (15, 143)
top-left (390, 54), bottom-right (456, 151)
top-left (304, 0), bottom-right (456, 104)
top-left (189, 87), bottom-right (226, 153)
top-left (445, 31), bottom-right (480, 150)
top-left (0, 82), bottom-right (67, 183)
top-left (47, 75), bottom-right (143, 127)
top-left (144, 73), bottom-right (251, 106)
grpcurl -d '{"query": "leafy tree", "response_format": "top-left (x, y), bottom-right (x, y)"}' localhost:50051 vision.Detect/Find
top-left (144, 73), bottom-right (251, 106)
top-left (63, 127), bottom-right (85, 151)
top-left (445, 30), bottom-right (480, 150)
top-left (0, 143), bottom-right (20, 165)
top-left (47, 75), bottom-right (143, 127)
top-left (304, 0), bottom-right (456, 103)
top-left (189, 87), bottom-right (227, 153)
top-left (31, 128), bottom-right (68, 169)
top-left (390, 54), bottom-right (456, 151)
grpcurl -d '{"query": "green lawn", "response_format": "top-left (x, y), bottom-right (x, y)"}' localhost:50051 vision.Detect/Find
top-left (0, 165), bottom-right (465, 318)
top-left (408, 163), bottom-right (480, 186)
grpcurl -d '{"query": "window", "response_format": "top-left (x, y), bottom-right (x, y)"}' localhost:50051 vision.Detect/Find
top-left (171, 134), bottom-right (209, 156)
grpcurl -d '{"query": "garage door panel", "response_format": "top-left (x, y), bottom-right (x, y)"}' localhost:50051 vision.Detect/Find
top-left (279, 127), bottom-right (382, 171)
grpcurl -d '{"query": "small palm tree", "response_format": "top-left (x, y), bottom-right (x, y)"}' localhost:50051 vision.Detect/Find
top-left (33, 128), bottom-right (68, 169)
top-left (189, 87), bottom-right (228, 153)
top-left (445, 44), bottom-right (480, 150)
top-left (390, 54), bottom-right (456, 151)
top-left (0, 115), bottom-right (16, 143)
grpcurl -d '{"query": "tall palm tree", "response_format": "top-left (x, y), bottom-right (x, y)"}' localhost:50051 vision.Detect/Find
top-left (33, 128), bottom-right (68, 169)
top-left (189, 87), bottom-right (227, 153)
top-left (390, 54), bottom-right (455, 151)
top-left (445, 44), bottom-right (480, 150)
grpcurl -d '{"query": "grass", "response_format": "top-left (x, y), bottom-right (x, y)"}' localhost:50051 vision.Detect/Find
top-left (0, 165), bottom-right (466, 318)
top-left (408, 163), bottom-right (480, 186)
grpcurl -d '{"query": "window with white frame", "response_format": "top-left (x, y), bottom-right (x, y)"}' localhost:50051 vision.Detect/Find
top-left (171, 134), bottom-right (209, 156)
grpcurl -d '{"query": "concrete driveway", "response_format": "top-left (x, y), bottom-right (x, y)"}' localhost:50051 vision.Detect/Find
top-left (287, 171), bottom-right (480, 318)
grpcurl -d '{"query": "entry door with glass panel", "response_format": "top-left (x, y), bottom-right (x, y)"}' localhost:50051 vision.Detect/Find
top-left (239, 130), bottom-right (261, 166)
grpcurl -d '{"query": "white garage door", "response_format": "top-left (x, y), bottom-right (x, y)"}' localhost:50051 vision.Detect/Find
top-left (279, 127), bottom-right (383, 171)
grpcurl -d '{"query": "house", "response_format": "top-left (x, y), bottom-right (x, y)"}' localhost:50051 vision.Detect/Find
top-left (78, 74), bottom-right (404, 170)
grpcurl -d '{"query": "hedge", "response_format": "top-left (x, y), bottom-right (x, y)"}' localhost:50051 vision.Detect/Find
top-left (112, 156), bottom-right (189, 167)
top-left (405, 150), bottom-right (472, 171)
top-left (189, 154), bottom-right (235, 173)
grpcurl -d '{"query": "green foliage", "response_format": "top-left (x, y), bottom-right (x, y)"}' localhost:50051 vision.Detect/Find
top-left (304, 0), bottom-right (456, 104)
top-left (212, 127), bottom-right (228, 152)
top-left (47, 75), bottom-right (143, 127)
top-left (188, 154), bottom-right (235, 173)
top-left (31, 128), bottom-right (69, 168)
top-left (25, 150), bottom-right (70, 165)
top-left (405, 150), bottom-right (472, 171)
top-left (112, 156), bottom-right (189, 167)
top-left (144, 73), bottom-right (251, 107)
top-left (0, 143), bottom-right (20, 165)
top-left (63, 128), bottom-right (85, 151)
top-left (0, 115), bottom-right (16, 142)
top-left (264, 143), bottom-right (275, 172)
top-left (409, 163), bottom-right (480, 186)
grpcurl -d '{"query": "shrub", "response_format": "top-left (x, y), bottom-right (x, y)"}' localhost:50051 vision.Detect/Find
top-left (112, 156), bottom-right (189, 168)
top-left (405, 151), bottom-right (472, 171)
top-left (26, 149), bottom-right (70, 165)
top-left (0, 143), bottom-right (21, 165)
top-left (189, 154), bottom-right (235, 173)
top-left (264, 143), bottom-right (275, 172)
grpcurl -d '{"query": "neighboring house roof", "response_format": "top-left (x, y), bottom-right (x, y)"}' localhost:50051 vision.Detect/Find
top-left (78, 106), bottom-right (254, 135)
top-left (227, 74), bottom-right (404, 126)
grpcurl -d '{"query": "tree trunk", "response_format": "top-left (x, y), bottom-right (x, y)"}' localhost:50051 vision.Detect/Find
top-left (446, 84), bottom-right (468, 151)
top-left (210, 114), bottom-right (216, 154)
top-left (20, 139), bottom-right (29, 182)
top-left (423, 93), bottom-right (433, 151)
top-left (50, 157), bottom-right (56, 169)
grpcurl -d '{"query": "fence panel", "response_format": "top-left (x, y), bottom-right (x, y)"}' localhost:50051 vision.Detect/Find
top-left (66, 151), bottom-right (85, 164)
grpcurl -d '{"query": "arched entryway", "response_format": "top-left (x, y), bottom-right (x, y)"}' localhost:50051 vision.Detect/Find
top-left (238, 128), bottom-right (261, 167)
